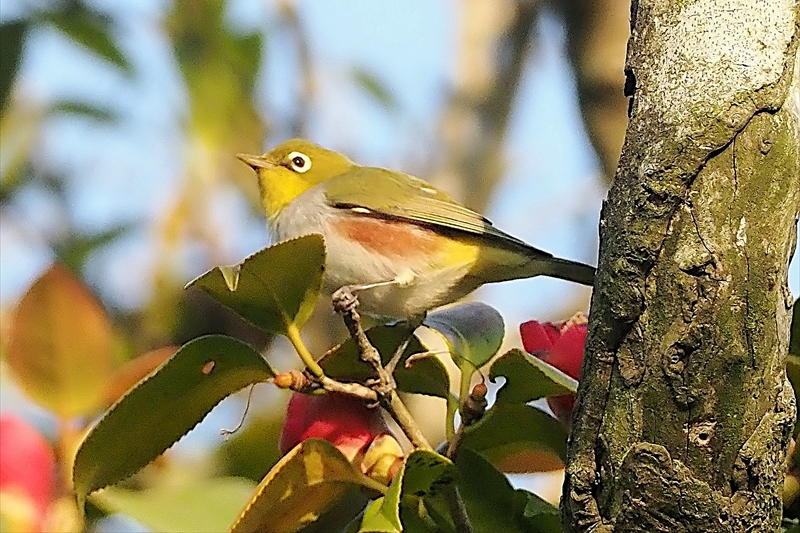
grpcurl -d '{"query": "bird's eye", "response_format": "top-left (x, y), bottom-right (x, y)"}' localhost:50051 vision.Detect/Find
top-left (287, 151), bottom-right (311, 173)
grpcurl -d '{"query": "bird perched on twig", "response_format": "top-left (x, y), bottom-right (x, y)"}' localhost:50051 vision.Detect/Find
top-left (237, 139), bottom-right (595, 322)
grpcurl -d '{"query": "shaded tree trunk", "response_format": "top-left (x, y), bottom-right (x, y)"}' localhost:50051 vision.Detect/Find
top-left (563, 1), bottom-right (800, 531)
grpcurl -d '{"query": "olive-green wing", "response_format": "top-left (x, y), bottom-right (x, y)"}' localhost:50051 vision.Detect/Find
top-left (323, 166), bottom-right (538, 253)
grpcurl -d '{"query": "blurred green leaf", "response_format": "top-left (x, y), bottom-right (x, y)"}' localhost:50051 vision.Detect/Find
top-left (216, 411), bottom-right (286, 483)
top-left (351, 67), bottom-right (398, 111)
top-left (424, 302), bottom-right (505, 371)
top-left (48, 100), bottom-right (117, 122)
top-left (54, 223), bottom-right (130, 274)
top-left (40, 0), bottom-right (131, 73)
top-left (93, 477), bottom-right (257, 533)
top-left (490, 348), bottom-right (577, 404)
top-left (460, 402), bottom-right (568, 467)
top-left (319, 323), bottom-right (450, 398)
top-left (6, 263), bottom-right (114, 417)
top-left (0, 21), bottom-right (27, 112)
top-left (73, 335), bottom-right (275, 506)
top-left (187, 235), bottom-right (325, 336)
top-left (455, 449), bottom-right (560, 533)
top-left (230, 439), bottom-right (383, 533)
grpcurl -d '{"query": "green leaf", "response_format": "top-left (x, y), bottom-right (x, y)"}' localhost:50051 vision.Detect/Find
top-left (319, 324), bottom-right (450, 398)
top-left (73, 335), bottom-right (274, 506)
top-left (0, 21), bottom-right (26, 112)
top-left (48, 100), bottom-right (117, 122)
top-left (187, 235), bottom-right (325, 336)
top-left (790, 298), bottom-right (799, 357)
top-left (41, 0), bottom-right (131, 73)
top-left (455, 448), bottom-right (560, 533)
top-left (490, 349), bottom-right (577, 404)
top-left (351, 67), bottom-right (399, 111)
top-left (6, 263), bottom-right (114, 417)
top-left (92, 477), bottom-right (257, 533)
top-left (460, 403), bottom-right (568, 467)
top-left (230, 439), bottom-right (383, 533)
top-left (424, 302), bottom-right (505, 371)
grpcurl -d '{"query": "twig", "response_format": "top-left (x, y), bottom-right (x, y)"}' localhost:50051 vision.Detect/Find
top-left (332, 286), bottom-right (432, 451)
top-left (332, 287), bottom-right (395, 395)
top-left (444, 484), bottom-right (474, 533)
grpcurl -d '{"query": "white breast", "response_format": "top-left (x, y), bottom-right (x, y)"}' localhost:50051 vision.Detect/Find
top-left (271, 186), bottom-right (475, 319)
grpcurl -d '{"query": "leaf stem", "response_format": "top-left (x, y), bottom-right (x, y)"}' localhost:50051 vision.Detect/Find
top-left (285, 323), bottom-right (325, 379)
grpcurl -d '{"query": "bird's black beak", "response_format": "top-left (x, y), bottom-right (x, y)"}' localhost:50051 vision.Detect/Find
top-left (236, 153), bottom-right (274, 170)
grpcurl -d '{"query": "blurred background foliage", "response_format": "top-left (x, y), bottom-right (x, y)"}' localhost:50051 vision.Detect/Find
top-left (4, 0), bottom-right (789, 532)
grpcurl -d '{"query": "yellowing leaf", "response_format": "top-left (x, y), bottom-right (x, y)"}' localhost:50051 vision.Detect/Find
top-left (6, 264), bottom-right (114, 417)
top-left (230, 439), bottom-right (385, 533)
top-left (73, 335), bottom-right (275, 507)
top-left (187, 235), bottom-right (325, 336)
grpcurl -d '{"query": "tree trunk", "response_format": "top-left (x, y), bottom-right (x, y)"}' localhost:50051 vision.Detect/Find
top-left (563, 1), bottom-right (800, 531)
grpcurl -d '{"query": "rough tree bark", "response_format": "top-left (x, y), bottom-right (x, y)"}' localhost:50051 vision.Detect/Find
top-left (563, 1), bottom-right (800, 532)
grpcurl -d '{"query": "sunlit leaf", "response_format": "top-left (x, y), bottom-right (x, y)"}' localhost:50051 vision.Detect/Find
top-left (455, 449), bottom-right (560, 533)
top-left (73, 335), bottom-right (274, 507)
top-left (319, 324), bottom-right (450, 398)
top-left (93, 477), bottom-right (257, 533)
top-left (0, 21), bottom-right (26, 112)
top-left (6, 263), bottom-right (114, 417)
top-left (490, 348), bottom-right (577, 404)
top-left (40, 0), bottom-right (131, 73)
top-left (230, 439), bottom-right (384, 533)
top-left (360, 486), bottom-right (402, 532)
top-left (187, 235), bottom-right (325, 336)
top-left (424, 302), bottom-right (504, 371)
top-left (460, 403), bottom-right (568, 467)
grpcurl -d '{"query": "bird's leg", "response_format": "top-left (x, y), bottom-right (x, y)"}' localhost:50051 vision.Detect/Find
top-left (385, 314), bottom-right (426, 375)
top-left (332, 283), bottom-right (398, 399)
top-left (331, 278), bottom-right (404, 313)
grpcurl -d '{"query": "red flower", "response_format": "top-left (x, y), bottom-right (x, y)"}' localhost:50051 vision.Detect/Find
top-left (279, 392), bottom-right (391, 462)
top-left (519, 314), bottom-right (588, 427)
top-left (0, 414), bottom-right (55, 532)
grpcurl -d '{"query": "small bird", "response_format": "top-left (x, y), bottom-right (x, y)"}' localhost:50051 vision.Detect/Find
top-left (237, 139), bottom-right (595, 321)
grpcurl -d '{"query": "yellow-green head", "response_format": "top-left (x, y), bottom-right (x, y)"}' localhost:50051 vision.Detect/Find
top-left (237, 139), bottom-right (354, 218)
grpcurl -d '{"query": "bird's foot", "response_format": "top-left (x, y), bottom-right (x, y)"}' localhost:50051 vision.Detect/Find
top-left (332, 285), bottom-right (360, 314)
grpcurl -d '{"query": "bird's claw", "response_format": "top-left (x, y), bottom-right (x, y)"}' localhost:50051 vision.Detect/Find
top-left (332, 286), bottom-right (359, 314)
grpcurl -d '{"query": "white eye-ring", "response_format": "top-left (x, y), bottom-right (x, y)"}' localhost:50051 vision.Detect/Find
top-left (287, 151), bottom-right (311, 173)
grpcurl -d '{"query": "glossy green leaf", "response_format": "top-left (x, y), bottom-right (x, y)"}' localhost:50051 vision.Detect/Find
top-left (319, 324), bottom-right (450, 398)
top-left (6, 263), bottom-right (114, 417)
top-left (460, 403), bottom-right (568, 467)
top-left (92, 477), bottom-right (257, 533)
top-left (0, 21), bottom-right (26, 112)
top-left (424, 302), bottom-right (504, 371)
top-left (41, 1), bottom-right (131, 73)
top-left (230, 439), bottom-right (384, 533)
top-left (187, 235), bottom-right (325, 336)
top-left (455, 448), bottom-right (560, 533)
top-left (73, 335), bottom-right (274, 506)
top-left (490, 349), bottom-right (577, 404)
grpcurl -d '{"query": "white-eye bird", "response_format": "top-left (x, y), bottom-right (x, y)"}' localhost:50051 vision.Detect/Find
top-left (237, 139), bottom-right (595, 321)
